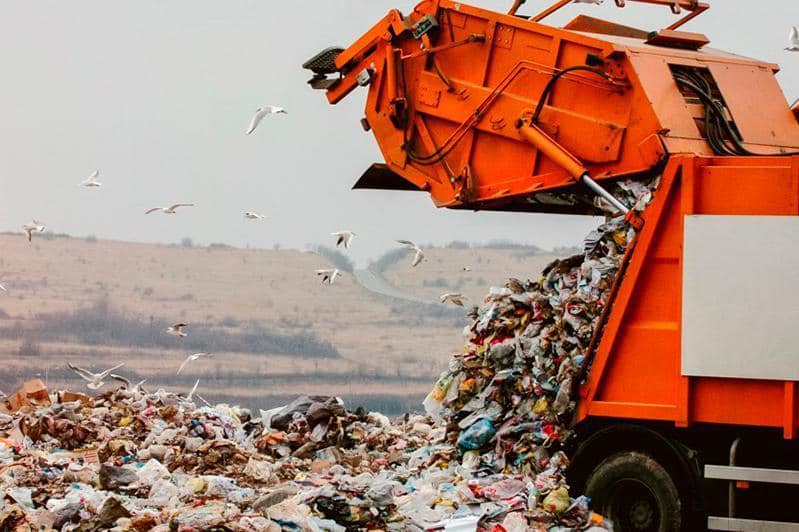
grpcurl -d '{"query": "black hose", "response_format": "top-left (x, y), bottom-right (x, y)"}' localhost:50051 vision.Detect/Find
top-left (674, 74), bottom-right (799, 157)
top-left (531, 65), bottom-right (611, 125)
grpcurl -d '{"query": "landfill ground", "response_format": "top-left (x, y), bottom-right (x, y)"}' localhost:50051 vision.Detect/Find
top-left (0, 233), bottom-right (559, 414)
top-left (0, 180), bottom-right (652, 530)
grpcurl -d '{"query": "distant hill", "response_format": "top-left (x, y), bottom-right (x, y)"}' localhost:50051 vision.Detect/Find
top-left (0, 233), bottom-right (563, 413)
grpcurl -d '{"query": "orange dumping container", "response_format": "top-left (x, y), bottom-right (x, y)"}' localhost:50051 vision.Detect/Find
top-left (308, 0), bottom-right (799, 528)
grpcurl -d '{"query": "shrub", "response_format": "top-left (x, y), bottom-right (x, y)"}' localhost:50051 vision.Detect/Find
top-left (369, 248), bottom-right (409, 272)
top-left (18, 339), bottom-right (42, 357)
top-left (311, 245), bottom-right (354, 273)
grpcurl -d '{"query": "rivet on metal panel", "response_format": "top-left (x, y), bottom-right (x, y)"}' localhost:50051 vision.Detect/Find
top-left (495, 25), bottom-right (515, 50)
top-left (418, 85), bottom-right (442, 108)
top-left (491, 116), bottom-right (506, 131)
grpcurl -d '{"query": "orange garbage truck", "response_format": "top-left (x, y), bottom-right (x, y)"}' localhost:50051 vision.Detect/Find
top-left (305, 0), bottom-right (799, 529)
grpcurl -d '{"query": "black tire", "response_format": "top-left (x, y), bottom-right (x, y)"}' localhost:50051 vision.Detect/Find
top-left (584, 451), bottom-right (682, 532)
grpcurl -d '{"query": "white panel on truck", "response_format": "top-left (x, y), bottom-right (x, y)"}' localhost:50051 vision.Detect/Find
top-left (683, 215), bottom-right (799, 380)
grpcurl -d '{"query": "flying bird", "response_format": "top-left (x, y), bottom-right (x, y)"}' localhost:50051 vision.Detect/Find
top-left (396, 240), bottom-right (425, 267)
top-left (316, 268), bottom-right (340, 285)
top-left (787, 27), bottom-right (799, 51)
top-left (80, 170), bottom-right (102, 188)
top-left (331, 231), bottom-right (356, 249)
top-left (186, 379), bottom-right (200, 402)
top-left (246, 106), bottom-right (287, 135)
top-left (67, 362), bottom-right (124, 390)
top-left (166, 323), bottom-right (188, 338)
top-left (0, 282), bottom-right (6, 292)
top-left (146, 204), bottom-right (194, 214)
top-left (244, 212), bottom-right (266, 220)
top-left (112, 375), bottom-right (147, 394)
top-left (440, 293), bottom-right (467, 307)
top-left (177, 352), bottom-right (214, 375)
top-left (22, 220), bottom-right (45, 242)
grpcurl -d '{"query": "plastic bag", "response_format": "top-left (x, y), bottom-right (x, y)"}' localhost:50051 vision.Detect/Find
top-left (456, 419), bottom-right (496, 450)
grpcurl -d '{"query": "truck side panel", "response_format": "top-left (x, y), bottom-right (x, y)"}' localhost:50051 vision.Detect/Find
top-left (577, 156), bottom-right (799, 438)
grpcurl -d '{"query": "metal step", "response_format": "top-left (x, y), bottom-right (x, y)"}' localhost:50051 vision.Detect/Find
top-left (705, 465), bottom-right (799, 485)
top-left (302, 47), bottom-right (344, 75)
top-left (708, 517), bottom-right (799, 531)
top-left (705, 463), bottom-right (799, 530)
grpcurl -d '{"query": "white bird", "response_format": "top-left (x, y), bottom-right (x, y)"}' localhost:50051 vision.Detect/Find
top-left (110, 374), bottom-right (129, 387)
top-left (186, 379), bottom-right (200, 402)
top-left (397, 240), bottom-right (425, 267)
top-left (316, 268), bottom-right (340, 285)
top-left (331, 231), bottom-right (356, 249)
top-left (166, 323), bottom-right (188, 338)
top-left (22, 220), bottom-right (45, 242)
top-left (146, 204), bottom-right (194, 214)
top-left (110, 374), bottom-right (146, 393)
top-left (177, 352), bottom-right (214, 375)
top-left (244, 211), bottom-right (266, 220)
top-left (0, 282), bottom-right (6, 292)
top-left (788, 26), bottom-right (799, 51)
top-left (246, 106), bottom-right (287, 135)
top-left (462, 266), bottom-right (472, 272)
top-left (80, 170), bottom-right (102, 188)
top-left (68, 362), bottom-right (124, 390)
top-left (440, 293), bottom-right (467, 307)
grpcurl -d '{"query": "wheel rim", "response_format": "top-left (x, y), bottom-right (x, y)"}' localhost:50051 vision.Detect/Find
top-left (604, 478), bottom-right (661, 532)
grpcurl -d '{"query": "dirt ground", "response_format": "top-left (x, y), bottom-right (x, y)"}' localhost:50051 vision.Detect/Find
top-left (0, 233), bottom-right (562, 413)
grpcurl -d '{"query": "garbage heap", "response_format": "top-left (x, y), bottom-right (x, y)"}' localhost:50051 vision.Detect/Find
top-left (0, 179), bottom-right (656, 531)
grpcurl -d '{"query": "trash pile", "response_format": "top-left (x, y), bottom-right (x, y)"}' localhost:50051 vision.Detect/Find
top-left (0, 179), bottom-right (656, 531)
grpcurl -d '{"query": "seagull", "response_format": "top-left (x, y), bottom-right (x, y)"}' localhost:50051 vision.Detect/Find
top-left (166, 323), bottom-right (188, 338)
top-left (787, 27), bottom-right (799, 51)
top-left (462, 267), bottom-right (472, 272)
top-left (331, 231), bottom-right (356, 249)
top-left (80, 170), bottom-right (102, 188)
top-left (110, 374), bottom-right (146, 393)
top-left (110, 374), bottom-right (130, 388)
top-left (316, 268), bottom-right (340, 285)
top-left (0, 282), bottom-right (6, 292)
top-left (177, 352), bottom-right (214, 375)
top-left (186, 379), bottom-right (200, 402)
top-left (440, 293), bottom-right (467, 307)
top-left (246, 106), bottom-right (287, 135)
top-left (22, 220), bottom-right (45, 242)
top-left (396, 240), bottom-right (425, 267)
top-left (67, 362), bottom-right (124, 390)
top-left (244, 211), bottom-right (266, 220)
top-left (146, 204), bottom-right (194, 214)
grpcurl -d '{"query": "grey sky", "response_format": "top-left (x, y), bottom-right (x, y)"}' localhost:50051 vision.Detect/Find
top-left (0, 0), bottom-right (796, 265)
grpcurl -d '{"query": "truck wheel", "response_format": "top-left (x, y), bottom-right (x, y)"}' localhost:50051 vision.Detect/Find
top-left (584, 451), bottom-right (682, 532)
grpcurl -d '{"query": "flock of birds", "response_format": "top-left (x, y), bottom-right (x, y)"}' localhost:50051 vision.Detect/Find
top-left (7, 104), bottom-right (469, 397)
top-left (10, 20), bottom-right (797, 397)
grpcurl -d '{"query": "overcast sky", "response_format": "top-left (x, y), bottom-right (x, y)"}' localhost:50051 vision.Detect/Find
top-left (0, 0), bottom-right (796, 265)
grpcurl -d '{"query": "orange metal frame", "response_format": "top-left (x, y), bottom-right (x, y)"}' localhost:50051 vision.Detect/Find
top-left (323, 0), bottom-right (799, 213)
top-left (576, 155), bottom-right (799, 439)
top-left (525, 0), bottom-right (709, 31)
top-left (317, 1), bottom-right (799, 439)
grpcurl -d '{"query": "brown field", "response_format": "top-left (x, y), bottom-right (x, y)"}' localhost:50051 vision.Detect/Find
top-left (0, 233), bottom-right (561, 413)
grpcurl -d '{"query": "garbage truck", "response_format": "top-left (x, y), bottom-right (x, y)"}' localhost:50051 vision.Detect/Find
top-left (305, 0), bottom-right (799, 529)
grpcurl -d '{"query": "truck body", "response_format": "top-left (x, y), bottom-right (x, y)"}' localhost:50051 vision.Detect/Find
top-left (305, 1), bottom-right (799, 529)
